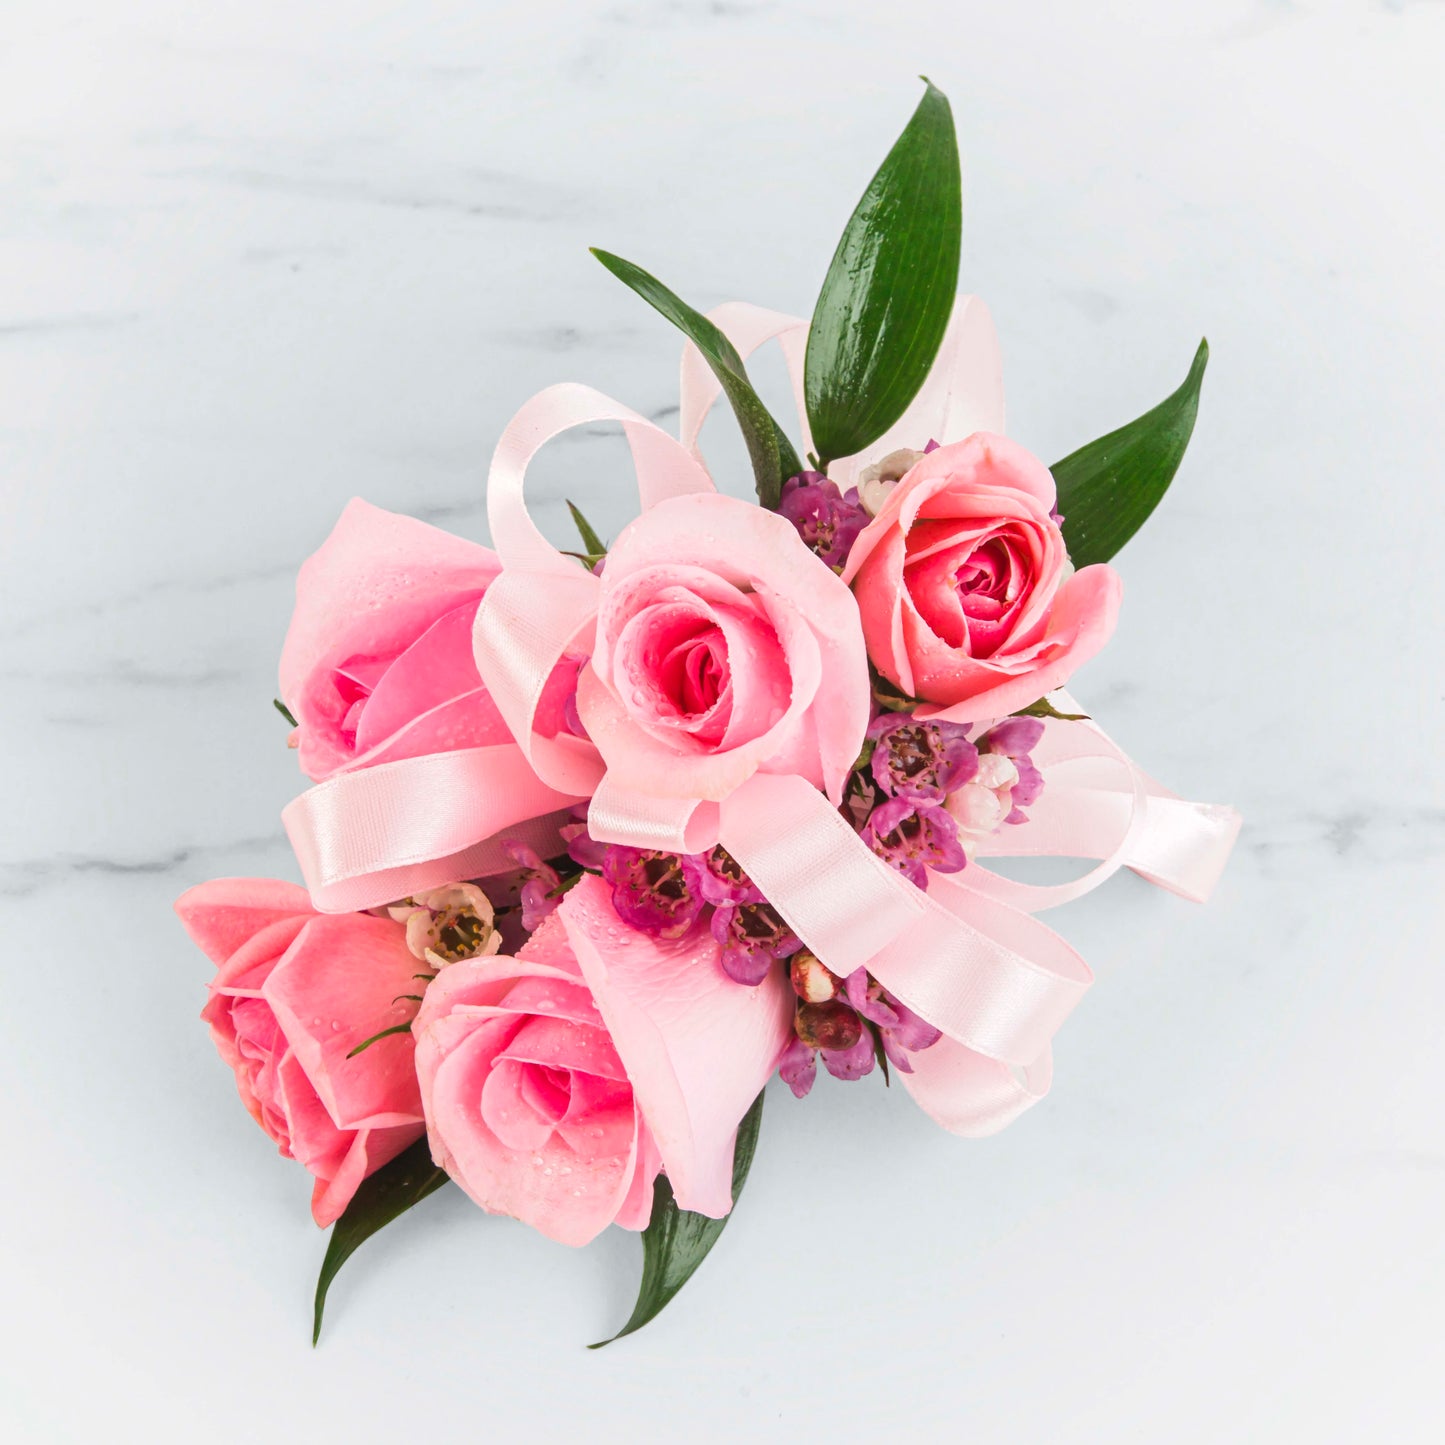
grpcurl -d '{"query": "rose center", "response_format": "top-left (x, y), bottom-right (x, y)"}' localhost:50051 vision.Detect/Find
top-left (662, 626), bottom-right (727, 719)
top-left (520, 1062), bottom-right (573, 1125)
top-left (955, 537), bottom-right (1016, 608)
top-left (332, 666), bottom-right (373, 748)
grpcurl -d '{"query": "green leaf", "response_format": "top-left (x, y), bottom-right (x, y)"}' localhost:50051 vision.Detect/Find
top-left (870, 671), bottom-right (919, 714)
top-left (804, 79), bottom-right (962, 468)
top-left (1052, 338), bottom-right (1209, 567)
top-left (590, 248), bottom-right (803, 508)
top-left (566, 500), bottom-right (607, 558)
top-left (274, 698), bottom-right (297, 727)
top-left (313, 1139), bottom-right (450, 1345)
top-left (590, 1090), bottom-right (765, 1348)
top-left (345, 1022), bottom-right (412, 1059)
top-left (1011, 696), bottom-right (1090, 723)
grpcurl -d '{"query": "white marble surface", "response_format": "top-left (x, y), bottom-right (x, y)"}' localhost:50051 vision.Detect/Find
top-left (2, 1), bottom-right (1442, 1440)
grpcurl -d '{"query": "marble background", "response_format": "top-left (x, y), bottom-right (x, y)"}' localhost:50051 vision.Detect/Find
top-left (2, 1), bottom-right (1441, 1441)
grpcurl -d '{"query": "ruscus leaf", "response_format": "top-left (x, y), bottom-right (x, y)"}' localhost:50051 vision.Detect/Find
top-left (804, 79), bottom-right (962, 468)
top-left (566, 500), bottom-right (607, 557)
top-left (590, 248), bottom-right (803, 508)
top-left (1051, 339), bottom-right (1209, 567)
top-left (313, 1139), bottom-right (450, 1345)
top-left (590, 1090), bottom-right (766, 1348)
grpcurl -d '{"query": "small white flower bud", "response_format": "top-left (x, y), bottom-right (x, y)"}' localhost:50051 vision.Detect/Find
top-left (946, 781), bottom-right (1006, 836)
top-left (856, 447), bottom-right (927, 516)
top-left (974, 753), bottom-right (1020, 791)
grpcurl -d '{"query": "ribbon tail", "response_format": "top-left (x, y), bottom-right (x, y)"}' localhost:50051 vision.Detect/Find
top-left (899, 1043), bottom-right (1053, 1139)
top-left (282, 744), bottom-right (584, 913)
top-left (718, 774), bottom-right (1092, 1068)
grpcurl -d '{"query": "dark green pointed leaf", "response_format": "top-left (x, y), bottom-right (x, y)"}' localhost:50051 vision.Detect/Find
top-left (313, 1139), bottom-right (450, 1345)
top-left (804, 80), bottom-right (962, 468)
top-left (590, 248), bottom-right (802, 508)
top-left (566, 500), bottom-right (607, 557)
top-left (590, 1090), bottom-right (765, 1348)
top-left (1052, 339), bottom-right (1209, 567)
top-left (274, 698), bottom-right (297, 727)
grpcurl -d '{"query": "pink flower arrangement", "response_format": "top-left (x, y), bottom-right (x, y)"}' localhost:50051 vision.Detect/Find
top-left (178, 82), bottom-right (1239, 1346)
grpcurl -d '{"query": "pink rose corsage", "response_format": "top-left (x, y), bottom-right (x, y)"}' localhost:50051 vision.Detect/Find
top-left (178, 82), bottom-right (1239, 1347)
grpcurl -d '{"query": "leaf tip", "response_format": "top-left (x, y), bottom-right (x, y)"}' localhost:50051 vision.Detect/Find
top-left (916, 75), bottom-right (950, 107)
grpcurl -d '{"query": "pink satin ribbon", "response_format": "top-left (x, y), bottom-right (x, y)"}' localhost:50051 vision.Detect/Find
top-left (280, 302), bottom-right (1239, 1136)
top-left (282, 745), bottom-right (580, 913)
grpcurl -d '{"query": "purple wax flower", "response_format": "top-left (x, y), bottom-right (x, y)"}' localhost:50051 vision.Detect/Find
top-left (976, 716), bottom-right (1047, 824)
top-left (696, 845), bottom-right (762, 906)
top-left (560, 803), bottom-right (608, 871)
top-left (779, 471), bottom-right (870, 570)
top-left (843, 968), bottom-right (942, 1073)
top-left (794, 998), bottom-right (874, 1084)
top-left (778, 1035), bottom-right (818, 1099)
top-left (602, 847), bottom-right (706, 940)
top-left (784, 998), bottom-right (891, 1092)
top-left (977, 716), bottom-right (1044, 758)
top-left (1009, 756), bottom-right (1045, 813)
top-left (868, 713), bottom-right (979, 802)
top-left (794, 999), bottom-right (862, 1051)
top-left (842, 966), bottom-right (901, 1029)
top-left (861, 795), bottom-right (968, 888)
top-left (501, 839), bottom-right (561, 933)
top-left (711, 899), bottom-right (800, 986)
top-left (821, 1027), bottom-right (876, 1082)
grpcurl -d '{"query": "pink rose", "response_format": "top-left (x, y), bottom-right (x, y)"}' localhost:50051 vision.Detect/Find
top-left (575, 492), bottom-right (870, 804)
top-left (279, 499), bottom-right (513, 782)
top-left (841, 434), bottom-right (1122, 720)
top-left (413, 874), bottom-right (791, 1247)
top-left (176, 878), bottom-right (425, 1226)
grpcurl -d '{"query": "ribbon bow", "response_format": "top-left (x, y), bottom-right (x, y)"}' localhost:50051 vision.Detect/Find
top-left (283, 300), bottom-right (1239, 1136)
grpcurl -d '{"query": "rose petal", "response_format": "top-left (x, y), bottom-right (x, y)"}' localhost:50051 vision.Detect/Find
top-left (279, 498), bottom-right (502, 780)
top-left (555, 875), bottom-right (792, 1218)
top-left (263, 914), bottom-right (425, 1131)
top-left (175, 878), bottom-right (313, 967)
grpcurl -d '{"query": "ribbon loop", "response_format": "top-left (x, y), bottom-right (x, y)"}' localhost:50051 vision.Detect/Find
top-left (587, 776), bottom-right (720, 856)
top-left (679, 303), bottom-right (812, 462)
top-left (969, 697), bottom-right (1241, 912)
top-left (474, 382), bottom-right (717, 796)
top-left (675, 296), bottom-right (1005, 488)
